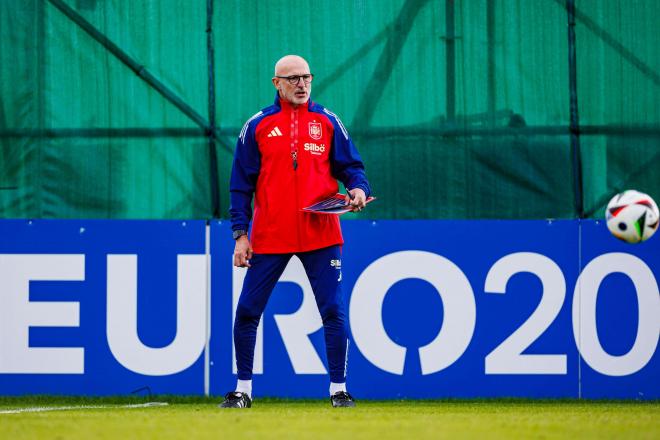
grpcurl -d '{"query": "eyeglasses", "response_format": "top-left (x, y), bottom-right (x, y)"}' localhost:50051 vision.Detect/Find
top-left (275, 74), bottom-right (314, 85)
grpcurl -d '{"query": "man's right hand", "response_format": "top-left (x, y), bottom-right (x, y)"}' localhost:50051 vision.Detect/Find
top-left (233, 236), bottom-right (253, 267)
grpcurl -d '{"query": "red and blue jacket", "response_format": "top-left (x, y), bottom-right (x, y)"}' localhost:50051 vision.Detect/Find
top-left (230, 94), bottom-right (371, 254)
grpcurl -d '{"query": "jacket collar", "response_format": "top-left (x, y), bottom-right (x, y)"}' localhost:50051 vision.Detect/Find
top-left (273, 92), bottom-right (313, 111)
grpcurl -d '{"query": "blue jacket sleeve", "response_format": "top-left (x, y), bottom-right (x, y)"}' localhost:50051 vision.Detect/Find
top-left (229, 115), bottom-right (261, 232)
top-left (325, 110), bottom-right (371, 197)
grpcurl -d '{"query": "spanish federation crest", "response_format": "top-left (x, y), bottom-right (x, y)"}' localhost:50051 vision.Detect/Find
top-left (309, 122), bottom-right (322, 140)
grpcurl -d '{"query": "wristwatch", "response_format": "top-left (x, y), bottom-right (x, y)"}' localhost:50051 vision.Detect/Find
top-left (232, 229), bottom-right (247, 240)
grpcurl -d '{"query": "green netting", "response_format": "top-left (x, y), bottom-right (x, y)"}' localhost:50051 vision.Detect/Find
top-left (576, 0), bottom-right (660, 218)
top-left (1, 0), bottom-right (658, 220)
top-left (0, 0), bottom-right (211, 219)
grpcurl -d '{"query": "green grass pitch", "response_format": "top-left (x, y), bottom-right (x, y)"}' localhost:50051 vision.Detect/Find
top-left (1, 396), bottom-right (658, 439)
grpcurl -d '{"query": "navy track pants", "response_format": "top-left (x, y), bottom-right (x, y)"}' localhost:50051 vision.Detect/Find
top-left (234, 245), bottom-right (348, 383)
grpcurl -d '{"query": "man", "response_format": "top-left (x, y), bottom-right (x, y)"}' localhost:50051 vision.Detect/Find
top-left (220, 55), bottom-right (370, 409)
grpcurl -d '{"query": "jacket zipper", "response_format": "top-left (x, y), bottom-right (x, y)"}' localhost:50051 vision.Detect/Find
top-left (291, 108), bottom-right (302, 249)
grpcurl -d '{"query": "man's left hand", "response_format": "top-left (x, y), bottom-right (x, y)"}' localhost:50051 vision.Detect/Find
top-left (345, 188), bottom-right (367, 212)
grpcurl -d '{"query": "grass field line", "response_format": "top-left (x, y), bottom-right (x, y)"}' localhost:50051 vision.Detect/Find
top-left (0, 401), bottom-right (168, 414)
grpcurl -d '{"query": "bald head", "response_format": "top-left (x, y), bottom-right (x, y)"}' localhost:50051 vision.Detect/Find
top-left (274, 55), bottom-right (310, 76)
top-left (272, 55), bottom-right (312, 107)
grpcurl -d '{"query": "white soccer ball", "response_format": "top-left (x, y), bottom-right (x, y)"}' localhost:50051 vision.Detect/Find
top-left (606, 190), bottom-right (659, 243)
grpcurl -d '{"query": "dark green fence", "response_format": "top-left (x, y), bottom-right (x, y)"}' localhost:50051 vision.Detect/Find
top-left (1, 0), bottom-right (658, 219)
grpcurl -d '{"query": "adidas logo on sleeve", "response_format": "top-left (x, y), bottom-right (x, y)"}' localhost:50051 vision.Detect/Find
top-left (267, 126), bottom-right (283, 137)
